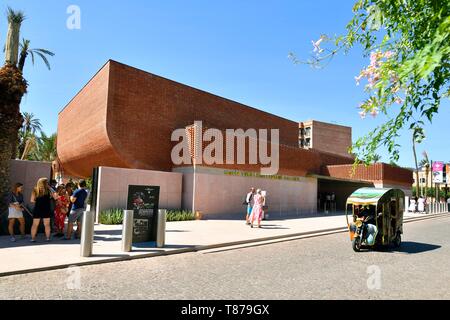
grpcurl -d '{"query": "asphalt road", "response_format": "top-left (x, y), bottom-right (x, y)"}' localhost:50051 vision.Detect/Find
top-left (0, 215), bottom-right (449, 300)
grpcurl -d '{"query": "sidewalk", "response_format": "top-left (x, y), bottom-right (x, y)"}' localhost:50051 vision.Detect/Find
top-left (0, 211), bottom-right (447, 276)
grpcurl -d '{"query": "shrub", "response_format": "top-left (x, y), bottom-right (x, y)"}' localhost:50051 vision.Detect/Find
top-left (166, 210), bottom-right (195, 222)
top-left (99, 208), bottom-right (124, 225)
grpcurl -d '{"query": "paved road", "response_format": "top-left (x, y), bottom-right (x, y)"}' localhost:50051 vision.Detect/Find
top-left (1, 215), bottom-right (449, 300)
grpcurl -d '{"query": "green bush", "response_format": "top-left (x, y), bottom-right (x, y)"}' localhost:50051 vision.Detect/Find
top-left (166, 210), bottom-right (195, 222)
top-left (99, 208), bottom-right (124, 225)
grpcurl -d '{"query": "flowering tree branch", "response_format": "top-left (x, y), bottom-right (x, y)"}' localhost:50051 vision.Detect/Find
top-left (290, 0), bottom-right (450, 165)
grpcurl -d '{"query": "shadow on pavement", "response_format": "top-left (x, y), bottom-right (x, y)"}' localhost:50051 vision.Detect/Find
top-left (376, 241), bottom-right (442, 254)
top-left (393, 242), bottom-right (441, 254)
top-left (0, 237), bottom-right (81, 249)
top-left (94, 229), bottom-right (122, 236)
top-left (204, 211), bottom-right (347, 221)
top-left (91, 254), bottom-right (130, 258)
top-left (258, 225), bottom-right (290, 230)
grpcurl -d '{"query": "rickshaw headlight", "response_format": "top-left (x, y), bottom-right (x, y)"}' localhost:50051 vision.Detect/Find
top-left (355, 220), bottom-right (363, 228)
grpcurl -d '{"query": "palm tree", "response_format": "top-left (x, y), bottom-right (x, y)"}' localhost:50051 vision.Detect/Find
top-left (18, 39), bottom-right (55, 72)
top-left (30, 133), bottom-right (57, 162)
top-left (20, 134), bottom-right (38, 160)
top-left (419, 151), bottom-right (431, 199)
top-left (4, 7), bottom-right (25, 66)
top-left (16, 112), bottom-right (42, 158)
top-left (0, 7), bottom-right (28, 216)
top-left (21, 112), bottom-right (42, 135)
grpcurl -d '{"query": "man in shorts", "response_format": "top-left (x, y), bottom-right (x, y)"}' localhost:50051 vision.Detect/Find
top-left (65, 180), bottom-right (88, 240)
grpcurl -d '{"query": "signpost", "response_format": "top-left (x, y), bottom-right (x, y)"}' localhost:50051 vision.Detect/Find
top-left (127, 185), bottom-right (160, 243)
top-left (432, 161), bottom-right (445, 184)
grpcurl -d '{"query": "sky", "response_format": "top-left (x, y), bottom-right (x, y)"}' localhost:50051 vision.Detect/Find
top-left (1, 0), bottom-right (449, 168)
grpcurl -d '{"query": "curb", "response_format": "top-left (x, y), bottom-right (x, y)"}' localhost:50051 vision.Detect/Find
top-left (1, 212), bottom-right (448, 277)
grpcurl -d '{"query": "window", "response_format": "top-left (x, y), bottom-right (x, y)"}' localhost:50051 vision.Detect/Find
top-left (300, 139), bottom-right (305, 148)
top-left (305, 138), bottom-right (311, 148)
top-left (304, 127), bottom-right (311, 137)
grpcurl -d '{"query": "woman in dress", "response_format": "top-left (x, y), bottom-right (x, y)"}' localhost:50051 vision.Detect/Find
top-left (30, 178), bottom-right (57, 242)
top-left (409, 197), bottom-right (417, 213)
top-left (8, 183), bottom-right (26, 242)
top-left (417, 196), bottom-right (426, 213)
top-left (250, 189), bottom-right (265, 229)
top-left (54, 185), bottom-right (69, 237)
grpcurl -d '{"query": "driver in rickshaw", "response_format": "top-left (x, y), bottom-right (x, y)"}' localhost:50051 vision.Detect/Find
top-left (357, 205), bottom-right (379, 245)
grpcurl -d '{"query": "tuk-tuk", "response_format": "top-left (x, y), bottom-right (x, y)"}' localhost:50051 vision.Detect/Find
top-left (346, 188), bottom-right (405, 252)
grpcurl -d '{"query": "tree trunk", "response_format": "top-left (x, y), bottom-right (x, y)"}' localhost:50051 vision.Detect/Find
top-left (5, 22), bottom-right (20, 66)
top-left (412, 134), bottom-right (420, 198)
top-left (0, 65), bottom-right (27, 229)
top-left (18, 50), bottom-right (28, 73)
top-left (0, 103), bottom-right (22, 219)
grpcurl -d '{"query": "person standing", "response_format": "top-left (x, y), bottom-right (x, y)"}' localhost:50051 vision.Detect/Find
top-left (65, 183), bottom-right (74, 218)
top-left (409, 197), bottom-right (417, 213)
top-left (7, 183), bottom-right (26, 242)
top-left (30, 178), bottom-right (57, 242)
top-left (66, 180), bottom-right (88, 240)
top-left (250, 189), bottom-right (265, 228)
top-left (54, 186), bottom-right (69, 237)
top-left (245, 188), bottom-right (255, 225)
top-left (417, 196), bottom-right (425, 213)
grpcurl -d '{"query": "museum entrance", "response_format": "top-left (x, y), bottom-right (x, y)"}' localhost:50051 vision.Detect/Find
top-left (317, 177), bottom-right (373, 213)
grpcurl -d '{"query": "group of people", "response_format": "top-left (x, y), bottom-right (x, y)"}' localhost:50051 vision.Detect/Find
top-left (408, 196), bottom-right (426, 213)
top-left (244, 187), bottom-right (267, 228)
top-left (7, 178), bottom-right (89, 243)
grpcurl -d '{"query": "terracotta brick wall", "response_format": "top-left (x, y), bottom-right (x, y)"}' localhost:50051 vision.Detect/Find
top-left (58, 60), bottom-right (320, 178)
top-left (323, 163), bottom-right (413, 187)
top-left (175, 124), bottom-right (355, 177)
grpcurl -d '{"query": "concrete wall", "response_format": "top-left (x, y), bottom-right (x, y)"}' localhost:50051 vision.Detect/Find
top-left (9, 160), bottom-right (52, 207)
top-left (175, 166), bottom-right (318, 219)
top-left (95, 167), bottom-right (182, 221)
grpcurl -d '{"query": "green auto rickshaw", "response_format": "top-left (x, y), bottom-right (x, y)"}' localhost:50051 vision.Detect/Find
top-left (346, 188), bottom-right (405, 252)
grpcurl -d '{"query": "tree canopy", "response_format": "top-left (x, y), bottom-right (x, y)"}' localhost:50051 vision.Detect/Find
top-left (291, 0), bottom-right (449, 164)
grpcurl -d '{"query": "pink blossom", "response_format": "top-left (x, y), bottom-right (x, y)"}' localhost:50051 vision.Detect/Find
top-left (370, 51), bottom-right (382, 66)
top-left (355, 74), bottom-right (363, 86)
top-left (359, 111), bottom-right (367, 119)
top-left (370, 108), bottom-right (379, 117)
top-left (312, 36), bottom-right (325, 53)
top-left (395, 97), bottom-right (404, 104)
top-left (384, 51), bottom-right (394, 59)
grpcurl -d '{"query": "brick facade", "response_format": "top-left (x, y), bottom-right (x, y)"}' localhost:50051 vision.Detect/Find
top-left (57, 60), bottom-right (412, 190)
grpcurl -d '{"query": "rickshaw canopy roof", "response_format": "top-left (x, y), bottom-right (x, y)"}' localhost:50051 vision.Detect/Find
top-left (347, 188), bottom-right (394, 205)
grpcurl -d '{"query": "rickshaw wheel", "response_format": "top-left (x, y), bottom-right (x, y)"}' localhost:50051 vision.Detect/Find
top-left (352, 238), bottom-right (362, 252)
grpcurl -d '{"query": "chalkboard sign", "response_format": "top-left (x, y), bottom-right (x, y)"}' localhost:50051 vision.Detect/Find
top-left (126, 185), bottom-right (160, 243)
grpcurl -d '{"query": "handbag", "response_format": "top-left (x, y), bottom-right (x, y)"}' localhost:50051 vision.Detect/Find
top-left (8, 205), bottom-right (22, 217)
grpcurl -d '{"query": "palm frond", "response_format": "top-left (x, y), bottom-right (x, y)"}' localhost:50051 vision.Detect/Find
top-left (34, 48), bottom-right (55, 56)
top-left (29, 50), bottom-right (35, 65)
top-left (7, 7), bottom-right (26, 24)
top-left (34, 51), bottom-right (51, 70)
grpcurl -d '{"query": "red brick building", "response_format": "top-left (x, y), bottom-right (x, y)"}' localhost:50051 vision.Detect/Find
top-left (57, 60), bottom-right (412, 216)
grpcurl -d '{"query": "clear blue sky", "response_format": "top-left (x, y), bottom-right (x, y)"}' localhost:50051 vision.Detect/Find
top-left (1, 0), bottom-right (449, 167)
